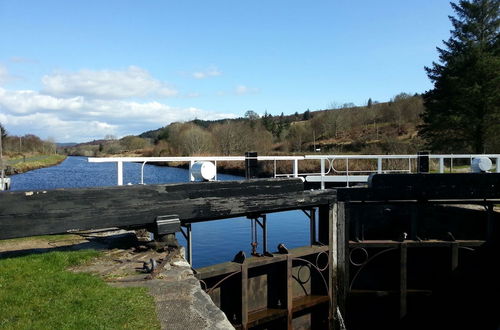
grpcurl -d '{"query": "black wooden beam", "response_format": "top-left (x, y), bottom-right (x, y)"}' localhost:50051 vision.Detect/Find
top-left (0, 179), bottom-right (336, 240)
top-left (338, 173), bottom-right (500, 202)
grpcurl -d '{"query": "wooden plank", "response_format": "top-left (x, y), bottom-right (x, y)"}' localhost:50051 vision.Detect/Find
top-left (241, 263), bottom-right (248, 330)
top-left (292, 295), bottom-right (330, 312)
top-left (329, 203), bottom-right (337, 330)
top-left (336, 202), bottom-right (348, 320)
top-left (338, 173), bottom-right (500, 202)
top-left (369, 173), bottom-right (500, 190)
top-left (286, 256), bottom-right (293, 330)
top-left (248, 308), bottom-right (287, 328)
top-left (337, 187), bottom-right (500, 202)
top-left (0, 179), bottom-right (336, 240)
top-left (196, 245), bottom-right (329, 280)
top-left (400, 243), bottom-right (407, 319)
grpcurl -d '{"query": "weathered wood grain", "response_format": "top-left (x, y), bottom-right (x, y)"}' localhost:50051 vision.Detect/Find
top-left (338, 173), bottom-right (500, 202)
top-left (0, 179), bottom-right (336, 240)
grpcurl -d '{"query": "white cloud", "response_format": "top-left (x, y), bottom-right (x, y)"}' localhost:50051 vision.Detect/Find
top-left (235, 85), bottom-right (259, 95)
top-left (192, 66), bottom-right (222, 79)
top-left (0, 88), bottom-right (84, 114)
top-left (0, 65), bottom-right (239, 142)
top-left (0, 112), bottom-right (118, 142)
top-left (0, 87), bottom-right (236, 142)
top-left (42, 66), bottom-right (178, 99)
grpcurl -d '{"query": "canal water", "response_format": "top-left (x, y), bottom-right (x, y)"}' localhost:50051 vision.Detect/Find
top-left (9, 156), bottom-right (310, 268)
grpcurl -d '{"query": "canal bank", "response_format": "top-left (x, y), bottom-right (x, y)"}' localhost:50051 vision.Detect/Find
top-left (4, 154), bottom-right (66, 175)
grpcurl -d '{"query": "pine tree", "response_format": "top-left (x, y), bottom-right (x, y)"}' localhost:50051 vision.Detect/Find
top-left (420, 0), bottom-right (499, 153)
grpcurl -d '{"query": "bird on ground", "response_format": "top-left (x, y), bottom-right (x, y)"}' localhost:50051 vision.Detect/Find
top-left (277, 243), bottom-right (289, 254)
top-left (142, 258), bottom-right (157, 273)
top-left (233, 250), bottom-right (246, 263)
top-left (397, 232), bottom-right (408, 242)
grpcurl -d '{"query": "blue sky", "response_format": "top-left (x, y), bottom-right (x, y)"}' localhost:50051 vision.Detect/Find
top-left (0, 0), bottom-right (454, 142)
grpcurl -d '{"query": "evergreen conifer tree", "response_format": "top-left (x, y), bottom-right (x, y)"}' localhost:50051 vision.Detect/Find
top-left (420, 0), bottom-right (499, 153)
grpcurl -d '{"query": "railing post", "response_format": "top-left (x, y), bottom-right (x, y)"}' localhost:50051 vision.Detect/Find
top-left (346, 158), bottom-right (349, 188)
top-left (140, 161), bottom-right (147, 184)
top-left (320, 158), bottom-right (325, 190)
top-left (293, 159), bottom-right (298, 178)
top-left (497, 157), bottom-right (500, 173)
top-left (377, 157), bottom-right (382, 174)
top-left (417, 151), bottom-right (429, 173)
top-left (189, 160), bottom-right (195, 181)
top-left (117, 161), bottom-right (123, 186)
top-left (439, 158), bottom-right (444, 173)
top-left (245, 151), bottom-right (258, 179)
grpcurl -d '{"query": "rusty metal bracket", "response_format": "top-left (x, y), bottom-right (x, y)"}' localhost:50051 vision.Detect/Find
top-left (247, 214), bottom-right (269, 257)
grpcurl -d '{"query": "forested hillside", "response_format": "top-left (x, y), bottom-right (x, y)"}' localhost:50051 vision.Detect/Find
top-left (64, 93), bottom-right (425, 157)
top-left (140, 93), bottom-right (425, 157)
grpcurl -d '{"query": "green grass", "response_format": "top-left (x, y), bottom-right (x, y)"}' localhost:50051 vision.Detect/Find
top-left (6, 154), bottom-right (66, 174)
top-left (0, 250), bottom-right (160, 329)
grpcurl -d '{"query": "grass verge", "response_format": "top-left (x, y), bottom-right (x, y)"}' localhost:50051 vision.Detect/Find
top-left (0, 250), bottom-right (160, 329)
top-left (6, 154), bottom-right (67, 174)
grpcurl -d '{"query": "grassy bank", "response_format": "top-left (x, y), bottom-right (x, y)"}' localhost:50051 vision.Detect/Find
top-left (5, 154), bottom-right (67, 174)
top-left (0, 249), bottom-right (160, 329)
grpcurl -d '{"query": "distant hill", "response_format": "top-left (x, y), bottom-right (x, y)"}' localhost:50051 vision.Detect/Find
top-left (137, 93), bottom-right (425, 156)
top-left (56, 142), bottom-right (78, 147)
top-left (64, 93), bottom-right (425, 157)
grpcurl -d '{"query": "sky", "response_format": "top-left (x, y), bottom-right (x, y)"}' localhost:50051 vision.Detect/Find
top-left (0, 0), bottom-right (455, 143)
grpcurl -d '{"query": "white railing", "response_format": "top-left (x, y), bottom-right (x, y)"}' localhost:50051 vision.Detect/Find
top-left (88, 154), bottom-right (500, 188)
top-left (88, 156), bottom-right (304, 186)
top-left (304, 154), bottom-right (500, 188)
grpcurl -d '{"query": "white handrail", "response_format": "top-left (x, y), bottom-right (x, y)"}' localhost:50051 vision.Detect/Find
top-left (88, 154), bottom-right (500, 186)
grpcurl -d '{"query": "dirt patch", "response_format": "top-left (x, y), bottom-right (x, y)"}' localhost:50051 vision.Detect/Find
top-left (0, 229), bottom-right (139, 259)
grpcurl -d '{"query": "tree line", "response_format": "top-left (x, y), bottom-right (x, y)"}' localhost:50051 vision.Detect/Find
top-left (136, 93), bottom-right (424, 157)
top-left (0, 123), bottom-right (57, 155)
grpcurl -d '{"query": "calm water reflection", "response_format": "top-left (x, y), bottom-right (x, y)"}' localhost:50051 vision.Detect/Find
top-left (10, 156), bottom-right (310, 267)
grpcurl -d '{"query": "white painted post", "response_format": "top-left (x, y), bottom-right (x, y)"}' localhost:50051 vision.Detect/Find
top-left (293, 159), bottom-right (299, 178)
top-left (320, 158), bottom-right (325, 190)
top-left (140, 161), bottom-right (147, 184)
top-left (346, 158), bottom-right (350, 188)
top-left (439, 158), bottom-right (444, 173)
top-left (214, 160), bottom-right (218, 181)
top-left (377, 157), bottom-right (382, 174)
top-left (189, 160), bottom-right (195, 181)
top-left (117, 161), bottom-right (123, 186)
top-left (496, 157), bottom-right (500, 173)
